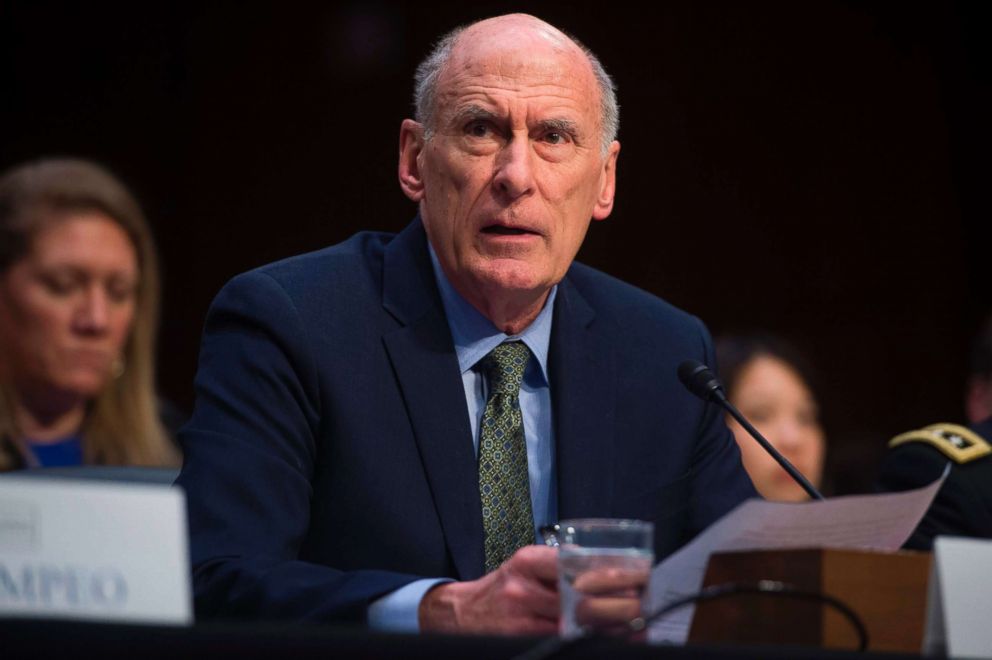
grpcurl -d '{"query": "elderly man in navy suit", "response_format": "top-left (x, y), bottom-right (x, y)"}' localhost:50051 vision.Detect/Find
top-left (177, 13), bottom-right (757, 635)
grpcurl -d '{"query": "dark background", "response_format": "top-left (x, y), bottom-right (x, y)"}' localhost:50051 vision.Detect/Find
top-left (2, 2), bottom-right (989, 493)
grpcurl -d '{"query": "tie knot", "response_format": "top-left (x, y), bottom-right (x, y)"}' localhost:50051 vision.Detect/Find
top-left (480, 341), bottom-right (530, 395)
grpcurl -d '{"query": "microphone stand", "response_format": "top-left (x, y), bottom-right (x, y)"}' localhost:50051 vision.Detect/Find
top-left (714, 388), bottom-right (824, 501)
top-left (678, 360), bottom-right (824, 501)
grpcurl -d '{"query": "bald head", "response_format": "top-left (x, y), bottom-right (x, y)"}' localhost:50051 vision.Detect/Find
top-left (413, 14), bottom-right (619, 154)
top-left (453, 14), bottom-right (583, 62)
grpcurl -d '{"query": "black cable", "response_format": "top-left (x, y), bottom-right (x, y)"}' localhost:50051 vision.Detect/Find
top-left (511, 580), bottom-right (869, 660)
top-left (633, 580), bottom-right (869, 649)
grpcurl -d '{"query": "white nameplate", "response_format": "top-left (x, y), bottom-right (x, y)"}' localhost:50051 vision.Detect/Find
top-left (0, 476), bottom-right (191, 624)
top-left (924, 536), bottom-right (992, 658)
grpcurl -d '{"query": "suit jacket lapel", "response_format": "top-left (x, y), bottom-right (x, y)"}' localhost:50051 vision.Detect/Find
top-left (381, 219), bottom-right (485, 581)
top-left (551, 275), bottom-right (616, 520)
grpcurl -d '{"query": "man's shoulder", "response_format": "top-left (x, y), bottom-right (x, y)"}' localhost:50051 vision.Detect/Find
top-left (246, 229), bottom-right (397, 287)
top-left (208, 228), bottom-right (403, 322)
top-left (564, 261), bottom-right (702, 334)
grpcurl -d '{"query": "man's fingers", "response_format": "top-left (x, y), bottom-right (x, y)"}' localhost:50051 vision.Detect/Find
top-left (571, 566), bottom-right (649, 594)
top-left (575, 594), bottom-right (643, 629)
top-left (506, 579), bottom-right (559, 620)
top-left (567, 566), bottom-right (649, 637)
top-left (514, 547), bottom-right (562, 620)
top-left (508, 544), bottom-right (559, 584)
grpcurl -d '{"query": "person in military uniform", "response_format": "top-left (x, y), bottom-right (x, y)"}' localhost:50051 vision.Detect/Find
top-left (877, 420), bottom-right (992, 550)
top-left (878, 315), bottom-right (992, 550)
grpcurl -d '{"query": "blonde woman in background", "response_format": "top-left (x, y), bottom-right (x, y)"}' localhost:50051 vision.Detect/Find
top-left (0, 158), bottom-right (178, 469)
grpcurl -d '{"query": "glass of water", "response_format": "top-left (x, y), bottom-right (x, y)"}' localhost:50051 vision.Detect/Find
top-left (557, 518), bottom-right (654, 638)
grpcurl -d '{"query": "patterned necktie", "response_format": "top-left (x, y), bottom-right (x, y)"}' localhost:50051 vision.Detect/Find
top-left (478, 341), bottom-right (534, 573)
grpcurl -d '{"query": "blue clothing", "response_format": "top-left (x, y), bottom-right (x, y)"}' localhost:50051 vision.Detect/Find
top-left (429, 245), bottom-right (558, 536)
top-left (367, 247), bottom-right (558, 631)
top-left (28, 436), bottom-right (83, 467)
top-left (176, 217), bottom-right (758, 627)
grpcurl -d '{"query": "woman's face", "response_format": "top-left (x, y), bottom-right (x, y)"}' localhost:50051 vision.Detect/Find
top-left (0, 212), bottom-right (139, 409)
top-left (727, 355), bottom-right (826, 502)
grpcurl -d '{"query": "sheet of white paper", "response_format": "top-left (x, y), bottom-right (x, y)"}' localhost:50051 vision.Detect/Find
top-left (647, 471), bottom-right (947, 644)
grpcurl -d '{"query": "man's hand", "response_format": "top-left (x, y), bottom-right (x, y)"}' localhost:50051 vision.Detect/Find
top-left (418, 545), bottom-right (559, 635)
top-left (572, 564), bottom-right (650, 637)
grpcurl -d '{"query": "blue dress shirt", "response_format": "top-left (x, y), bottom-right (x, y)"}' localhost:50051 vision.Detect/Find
top-left (367, 247), bottom-right (558, 631)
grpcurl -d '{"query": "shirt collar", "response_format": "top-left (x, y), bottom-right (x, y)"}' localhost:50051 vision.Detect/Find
top-left (428, 244), bottom-right (555, 382)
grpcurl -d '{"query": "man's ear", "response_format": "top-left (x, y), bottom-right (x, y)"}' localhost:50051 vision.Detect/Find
top-left (592, 140), bottom-right (620, 221)
top-left (399, 119), bottom-right (426, 202)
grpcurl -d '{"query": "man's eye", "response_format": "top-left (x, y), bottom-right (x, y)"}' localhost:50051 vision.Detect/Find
top-left (544, 132), bottom-right (566, 144)
top-left (466, 121), bottom-right (491, 138)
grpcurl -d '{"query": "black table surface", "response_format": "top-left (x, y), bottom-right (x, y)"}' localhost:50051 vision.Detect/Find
top-left (0, 618), bottom-right (934, 660)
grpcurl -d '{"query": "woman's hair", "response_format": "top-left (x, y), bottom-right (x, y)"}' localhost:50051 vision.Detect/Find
top-left (715, 333), bottom-right (820, 401)
top-left (0, 157), bottom-right (177, 469)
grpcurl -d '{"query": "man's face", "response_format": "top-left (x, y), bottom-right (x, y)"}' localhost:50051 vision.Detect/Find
top-left (400, 19), bottom-right (619, 317)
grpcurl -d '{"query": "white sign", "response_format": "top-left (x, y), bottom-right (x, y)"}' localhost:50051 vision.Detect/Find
top-left (0, 476), bottom-right (191, 624)
top-left (924, 536), bottom-right (992, 658)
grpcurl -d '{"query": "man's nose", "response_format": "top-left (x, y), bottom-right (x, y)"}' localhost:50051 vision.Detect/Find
top-left (74, 286), bottom-right (110, 334)
top-left (492, 135), bottom-right (535, 199)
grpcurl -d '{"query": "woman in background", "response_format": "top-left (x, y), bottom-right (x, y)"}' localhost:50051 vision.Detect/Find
top-left (0, 158), bottom-right (177, 469)
top-left (716, 334), bottom-right (826, 501)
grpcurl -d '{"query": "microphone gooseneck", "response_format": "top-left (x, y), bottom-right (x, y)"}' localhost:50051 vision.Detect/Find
top-left (678, 360), bottom-right (825, 501)
top-left (677, 359), bottom-right (728, 403)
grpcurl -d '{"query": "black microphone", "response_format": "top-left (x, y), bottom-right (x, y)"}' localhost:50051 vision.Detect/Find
top-left (678, 359), bottom-right (825, 501)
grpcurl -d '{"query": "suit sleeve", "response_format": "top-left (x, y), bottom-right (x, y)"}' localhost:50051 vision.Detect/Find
top-left (878, 445), bottom-right (992, 550)
top-left (176, 270), bottom-right (421, 623)
top-left (686, 317), bottom-right (760, 535)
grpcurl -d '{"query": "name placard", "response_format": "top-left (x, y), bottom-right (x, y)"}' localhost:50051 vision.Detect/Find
top-left (924, 536), bottom-right (992, 658)
top-left (0, 476), bottom-right (191, 624)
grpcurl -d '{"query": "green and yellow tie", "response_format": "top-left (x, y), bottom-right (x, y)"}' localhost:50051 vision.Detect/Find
top-left (478, 341), bottom-right (534, 573)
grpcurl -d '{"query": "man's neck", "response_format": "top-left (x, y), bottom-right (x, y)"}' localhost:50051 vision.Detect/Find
top-left (425, 243), bottom-right (554, 336)
top-left (468, 288), bottom-right (550, 335)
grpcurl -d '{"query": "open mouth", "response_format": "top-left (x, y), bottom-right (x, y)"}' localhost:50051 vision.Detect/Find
top-left (482, 225), bottom-right (535, 236)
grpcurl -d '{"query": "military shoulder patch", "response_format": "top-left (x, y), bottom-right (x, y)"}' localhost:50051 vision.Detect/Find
top-left (888, 422), bottom-right (992, 464)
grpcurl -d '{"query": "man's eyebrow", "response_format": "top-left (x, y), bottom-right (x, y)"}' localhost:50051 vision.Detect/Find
top-left (536, 118), bottom-right (579, 135)
top-left (448, 107), bottom-right (580, 137)
top-left (450, 105), bottom-right (499, 125)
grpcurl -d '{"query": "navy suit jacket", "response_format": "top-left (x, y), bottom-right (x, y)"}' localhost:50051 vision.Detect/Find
top-left (176, 218), bottom-right (757, 624)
